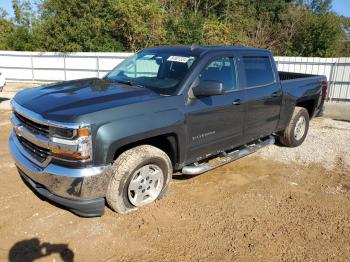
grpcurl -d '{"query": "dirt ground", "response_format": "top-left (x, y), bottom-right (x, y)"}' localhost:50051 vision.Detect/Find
top-left (0, 107), bottom-right (350, 262)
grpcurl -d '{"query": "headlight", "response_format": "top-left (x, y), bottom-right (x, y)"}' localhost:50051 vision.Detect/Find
top-left (48, 127), bottom-right (92, 162)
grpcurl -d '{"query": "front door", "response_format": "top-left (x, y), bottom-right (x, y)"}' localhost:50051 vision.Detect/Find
top-left (185, 56), bottom-right (246, 163)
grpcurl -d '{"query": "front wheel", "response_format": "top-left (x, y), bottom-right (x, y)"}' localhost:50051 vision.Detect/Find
top-left (106, 145), bottom-right (172, 214)
top-left (278, 107), bottom-right (310, 147)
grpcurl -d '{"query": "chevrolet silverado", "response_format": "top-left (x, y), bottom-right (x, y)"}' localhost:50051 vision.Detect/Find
top-left (9, 46), bottom-right (327, 217)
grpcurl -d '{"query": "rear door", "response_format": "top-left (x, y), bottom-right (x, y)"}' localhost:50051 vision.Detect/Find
top-left (239, 54), bottom-right (282, 141)
top-left (185, 55), bottom-right (246, 163)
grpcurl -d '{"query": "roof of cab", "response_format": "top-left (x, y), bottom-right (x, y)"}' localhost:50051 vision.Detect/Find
top-left (144, 45), bottom-right (271, 56)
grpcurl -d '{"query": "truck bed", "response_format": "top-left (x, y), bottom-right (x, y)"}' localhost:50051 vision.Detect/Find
top-left (278, 71), bottom-right (319, 81)
top-left (278, 71), bottom-right (326, 124)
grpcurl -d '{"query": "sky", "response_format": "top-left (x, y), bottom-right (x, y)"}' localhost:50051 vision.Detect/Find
top-left (0, 0), bottom-right (13, 16)
top-left (0, 0), bottom-right (350, 18)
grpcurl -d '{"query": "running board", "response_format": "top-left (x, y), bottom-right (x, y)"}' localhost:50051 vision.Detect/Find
top-left (181, 135), bottom-right (275, 175)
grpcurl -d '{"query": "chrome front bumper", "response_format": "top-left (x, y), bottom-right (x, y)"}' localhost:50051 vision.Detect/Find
top-left (9, 132), bottom-right (112, 201)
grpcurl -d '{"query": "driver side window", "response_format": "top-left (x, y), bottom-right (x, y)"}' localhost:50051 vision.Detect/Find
top-left (199, 57), bottom-right (237, 92)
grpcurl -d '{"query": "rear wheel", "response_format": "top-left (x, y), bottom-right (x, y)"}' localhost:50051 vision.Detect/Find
top-left (106, 145), bottom-right (172, 214)
top-left (278, 107), bottom-right (309, 147)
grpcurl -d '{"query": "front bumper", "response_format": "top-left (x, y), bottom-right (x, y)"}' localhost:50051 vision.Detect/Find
top-left (9, 132), bottom-right (112, 217)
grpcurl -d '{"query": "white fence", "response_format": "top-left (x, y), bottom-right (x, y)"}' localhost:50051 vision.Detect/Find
top-left (0, 51), bottom-right (349, 102)
top-left (0, 51), bottom-right (133, 82)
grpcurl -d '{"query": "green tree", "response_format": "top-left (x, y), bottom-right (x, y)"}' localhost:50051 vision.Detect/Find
top-left (165, 12), bottom-right (204, 45)
top-left (6, 26), bottom-right (39, 50)
top-left (0, 9), bottom-right (14, 50)
top-left (12, 0), bottom-right (34, 26)
top-left (36, 0), bottom-right (123, 52)
top-left (202, 18), bottom-right (231, 45)
top-left (4, 0), bottom-right (39, 51)
top-left (287, 12), bottom-right (342, 56)
top-left (304, 0), bottom-right (332, 13)
top-left (243, 2), bottom-right (304, 55)
top-left (111, 0), bottom-right (165, 51)
top-left (337, 16), bottom-right (350, 56)
top-left (0, 0), bottom-right (348, 57)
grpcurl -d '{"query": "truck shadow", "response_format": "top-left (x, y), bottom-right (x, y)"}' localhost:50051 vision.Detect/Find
top-left (173, 173), bottom-right (199, 180)
top-left (0, 97), bottom-right (9, 103)
top-left (333, 118), bottom-right (350, 123)
top-left (8, 238), bottom-right (74, 262)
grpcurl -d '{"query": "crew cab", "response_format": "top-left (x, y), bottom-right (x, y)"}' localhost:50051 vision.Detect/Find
top-left (8, 46), bottom-right (327, 217)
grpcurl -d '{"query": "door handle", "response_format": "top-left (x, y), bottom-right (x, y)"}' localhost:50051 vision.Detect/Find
top-left (232, 99), bottom-right (241, 105)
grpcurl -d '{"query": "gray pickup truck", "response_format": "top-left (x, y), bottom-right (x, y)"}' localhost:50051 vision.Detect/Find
top-left (9, 46), bottom-right (327, 217)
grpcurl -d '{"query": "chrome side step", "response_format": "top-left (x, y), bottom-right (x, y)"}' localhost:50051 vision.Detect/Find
top-left (181, 135), bottom-right (275, 175)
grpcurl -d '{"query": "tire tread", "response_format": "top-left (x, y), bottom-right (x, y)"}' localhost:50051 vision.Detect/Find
top-left (106, 145), bottom-right (172, 214)
top-left (278, 107), bottom-right (309, 147)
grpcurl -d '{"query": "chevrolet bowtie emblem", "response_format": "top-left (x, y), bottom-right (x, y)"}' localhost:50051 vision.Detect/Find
top-left (14, 125), bottom-right (22, 136)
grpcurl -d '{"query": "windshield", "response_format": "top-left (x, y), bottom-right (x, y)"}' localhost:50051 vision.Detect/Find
top-left (104, 50), bottom-right (197, 95)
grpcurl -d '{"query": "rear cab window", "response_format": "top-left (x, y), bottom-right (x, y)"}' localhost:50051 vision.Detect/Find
top-left (242, 56), bottom-right (275, 87)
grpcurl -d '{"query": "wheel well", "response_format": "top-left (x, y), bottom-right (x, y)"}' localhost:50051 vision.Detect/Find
top-left (113, 134), bottom-right (179, 167)
top-left (296, 99), bottom-right (315, 118)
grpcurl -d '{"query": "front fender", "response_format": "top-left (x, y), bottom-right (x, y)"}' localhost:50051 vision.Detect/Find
top-left (94, 106), bottom-right (186, 165)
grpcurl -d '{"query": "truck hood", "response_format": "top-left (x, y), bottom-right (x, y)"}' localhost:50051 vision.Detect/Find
top-left (13, 78), bottom-right (160, 122)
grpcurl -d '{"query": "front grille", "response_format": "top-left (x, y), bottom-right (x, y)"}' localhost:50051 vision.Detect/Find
top-left (18, 137), bottom-right (50, 163)
top-left (14, 112), bottom-right (49, 136)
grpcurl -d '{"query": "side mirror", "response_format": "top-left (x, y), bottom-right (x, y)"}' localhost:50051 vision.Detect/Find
top-left (193, 81), bottom-right (224, 97)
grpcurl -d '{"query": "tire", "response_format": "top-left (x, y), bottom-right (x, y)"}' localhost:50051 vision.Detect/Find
top-left (106, 145), bottom-right (172, 214)
top-left (278, 107), bottom-right (309, 147)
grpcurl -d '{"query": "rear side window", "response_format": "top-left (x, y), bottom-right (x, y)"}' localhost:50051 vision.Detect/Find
top-left (242, 56), bottom-right (274, 87)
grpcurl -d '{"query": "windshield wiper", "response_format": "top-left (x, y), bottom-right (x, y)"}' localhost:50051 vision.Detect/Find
top-left (110, 79), bottom-right (145, 88)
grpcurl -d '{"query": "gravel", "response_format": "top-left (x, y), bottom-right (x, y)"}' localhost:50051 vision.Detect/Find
top-left (257, 117), bottom-right (350, 169)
